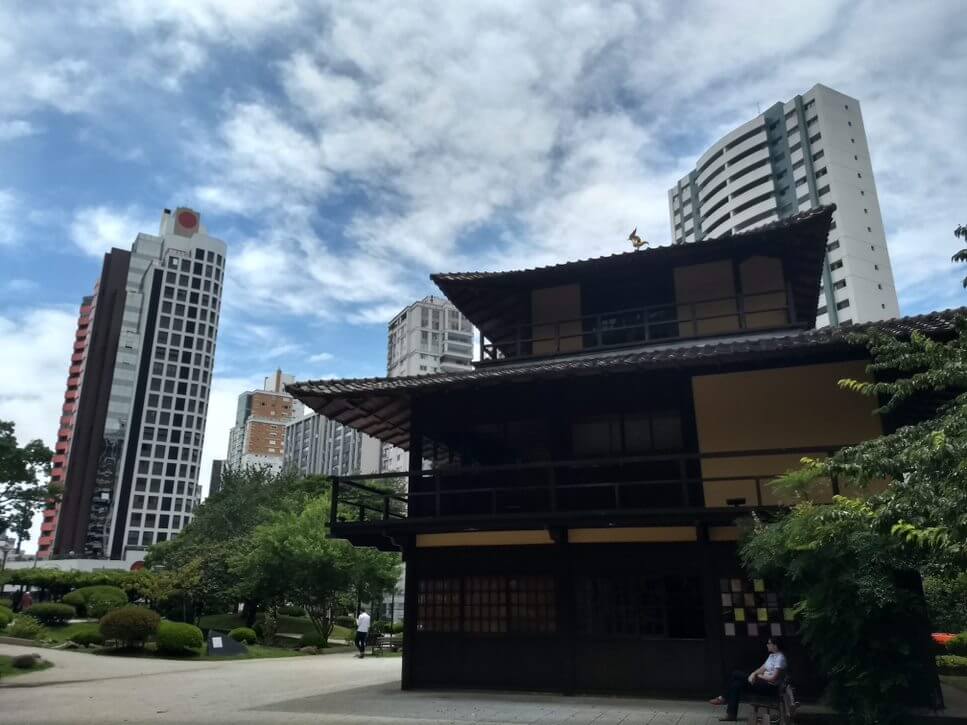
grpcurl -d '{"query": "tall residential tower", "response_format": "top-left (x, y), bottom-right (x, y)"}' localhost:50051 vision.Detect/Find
top-left (668, 84), bottom-right (899, 326)
top-left (53, 208), bottom-right (226, 561)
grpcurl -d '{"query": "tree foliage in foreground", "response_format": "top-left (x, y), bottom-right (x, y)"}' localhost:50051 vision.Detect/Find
top-left (146, 466), bottom-right (399, 630)
top-left (742, 318), bottom-right (967, 724)
top-left (230, 495), bottom-right (399, 641)
top-left (0, 420), bottom-right (55, 536)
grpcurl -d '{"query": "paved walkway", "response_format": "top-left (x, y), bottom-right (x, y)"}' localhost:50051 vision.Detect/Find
top-left (1, 643), bottom-right (730, 724)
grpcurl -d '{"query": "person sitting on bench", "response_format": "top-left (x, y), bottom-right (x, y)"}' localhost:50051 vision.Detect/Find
top-left (709, 636), bottom-right (787, 722)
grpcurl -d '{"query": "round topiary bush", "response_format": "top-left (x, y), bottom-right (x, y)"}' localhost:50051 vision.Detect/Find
top-left (7, 615), bottom-right (46, 640)
top-left (334, 615), bottom-right (355, 629)
top-left (12, 653), bottom-right (42, 669)
top-left (61, 590), bottom-right (86, 612)
top-left (0, 597), bottom-right (13, 609)
top-left (99, 606), bottom-right (160, 649)
top-left (69, 625), bottom-right (104, 648)
top-left (229, 627), bottom-right (257, 645)
top-left (948, 632), bottom-right (967, 657)
top-left (26, 602), bottom-right (76, 626)
top-left (937, 654), bottom-right (967, 676)
top-left (391, 621), bottom-right (404, 634)
top-left (299, 632), bottom-right (328, 649)
top-left (64, 585), bottom-right (127, 618)
top-left (156, 621), bottom-right (204, 655)
top-left (0, 605), bottom-right (13, 629)
top-left (279, 605), bottom-right (306, 618)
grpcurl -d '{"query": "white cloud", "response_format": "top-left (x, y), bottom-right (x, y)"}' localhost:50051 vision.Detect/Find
top-left (308, 352), bottom-right (334, 363)
top-left (0, 119), bottom-right (38, 141)
top-left (0, 190), bottom-right (18, 246)
top-left (69, 205), bottom-right (155, 257)
top-left (0, 307), bottom-right (77, 447)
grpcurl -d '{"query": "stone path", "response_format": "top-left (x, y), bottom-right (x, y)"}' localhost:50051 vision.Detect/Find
top-left (0, 643), bottom-right (731, 724)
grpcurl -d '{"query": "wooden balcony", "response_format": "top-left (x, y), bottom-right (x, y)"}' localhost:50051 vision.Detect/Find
top-left (479, 288), bottom-right (795, 363)
top-left (328, 446), bottom-right (841, 547)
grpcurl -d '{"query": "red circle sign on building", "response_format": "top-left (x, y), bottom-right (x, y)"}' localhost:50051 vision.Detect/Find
top-left (177, 211), bottom-right (198, 229)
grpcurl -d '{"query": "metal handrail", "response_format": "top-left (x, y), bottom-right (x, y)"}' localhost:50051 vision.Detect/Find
top-left (329, 446), bottom-right (842, 526)
top-left (479, 288), bottom-right (791, 362)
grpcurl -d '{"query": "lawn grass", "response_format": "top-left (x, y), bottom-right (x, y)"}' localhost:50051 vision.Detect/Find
top-left (0, 654), bottom-right (53, 679)
top-left (92, 642), bottom-right (310, 660)
top-left (42, 621), bottom-right (100, 644)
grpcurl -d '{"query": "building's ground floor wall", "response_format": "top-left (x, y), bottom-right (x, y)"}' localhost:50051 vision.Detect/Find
top-left (401, 538), bottom-right (821, 698)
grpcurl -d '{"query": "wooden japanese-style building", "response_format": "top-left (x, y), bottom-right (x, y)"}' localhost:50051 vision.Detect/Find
top-left (288, 206), bottom-right (959, 698)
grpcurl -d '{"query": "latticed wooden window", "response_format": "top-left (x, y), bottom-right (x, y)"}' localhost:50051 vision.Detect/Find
top-left (416, 577), bottom-right (461, 632)
top-left (576, 575), bottom-right (704, 639)
top-left (464, 576), bottom-right (508, 633)
top-left (508, 576), bottom-right (556, 633)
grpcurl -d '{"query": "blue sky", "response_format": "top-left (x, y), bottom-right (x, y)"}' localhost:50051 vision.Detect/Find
top-left (1, 1), bottom-right (966, 549)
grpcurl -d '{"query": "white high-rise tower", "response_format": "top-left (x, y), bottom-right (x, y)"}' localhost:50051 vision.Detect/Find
top-left (668, 84), bottom-right (899, 327)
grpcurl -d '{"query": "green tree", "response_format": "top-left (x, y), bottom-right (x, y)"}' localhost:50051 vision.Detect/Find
top-left (954, 223), bottom-right (966, 287)
top-left (742, 318), bottom-right (967, 722)
top-left (0, 420), bottom-right (55, 535)
top-left (146, 467), bottom-right (330, 623)
top-left (230, 496), bottom-right (399, 641)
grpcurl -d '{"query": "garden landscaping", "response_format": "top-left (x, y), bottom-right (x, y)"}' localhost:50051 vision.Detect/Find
top-left (0, 653), bottom-right (53, 679)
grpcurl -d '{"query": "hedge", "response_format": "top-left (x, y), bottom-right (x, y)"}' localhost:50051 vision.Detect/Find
top-left (70, 625), bottom-right (105, 647)
top-left (947, 632), bottom-right (967, 657)
top-left (299, 632), bottom-right (328, 648)
top-left (279, 605), bottom-right (305, 618)
top-left (100, 607), bottom-right (160, 648)
top-left (156, 621), bottom-right (203, 655)
top-left (26, 602), bottom-right (76, 626)
top-left (334, 615), bottom-right (355, 629)
top-left (0, 597), bottom-right (13, 609)
top-left (229, 627), bottom-right (257, 645)
top-left (0, 605), bottom-right (13, 629)
top-left (64, 585), bottom-right (127, 618)
top-left (937, 655), bottom-right (967, 676)
top-left (8, 615), bottom-right (46, 640)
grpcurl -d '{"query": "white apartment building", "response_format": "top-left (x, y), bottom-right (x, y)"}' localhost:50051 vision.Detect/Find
top-left (382, 296), bottom-right (474, 472)
top-left (668, 83), bottom-right (900, 327)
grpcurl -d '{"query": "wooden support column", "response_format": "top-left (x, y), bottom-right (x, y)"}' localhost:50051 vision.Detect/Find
top-left (400, 543), bottom-right (418, 690)
top-left (552, 526), bottom-right (577, 696)
top-left (698, 522), bottom-right (726, 694)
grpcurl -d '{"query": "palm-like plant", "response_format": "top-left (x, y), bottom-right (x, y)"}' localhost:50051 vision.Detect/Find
top-left (955, 224), bottom-right (967, 287)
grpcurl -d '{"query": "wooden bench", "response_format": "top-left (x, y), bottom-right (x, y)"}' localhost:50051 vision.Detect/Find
top-left (748, 678), bottom-right (799, 724)
top-left (369, 634), bottom-right (403, 655)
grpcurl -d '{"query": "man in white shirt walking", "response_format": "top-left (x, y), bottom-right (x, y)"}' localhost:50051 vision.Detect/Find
top-left (355, 607), bottom-right (371, 658)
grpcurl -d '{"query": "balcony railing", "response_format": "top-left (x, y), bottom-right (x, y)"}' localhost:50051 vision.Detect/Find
top-left (478, 288), bottom-right (793, 362)
top-left (329, 446), bottom-right (841, 531)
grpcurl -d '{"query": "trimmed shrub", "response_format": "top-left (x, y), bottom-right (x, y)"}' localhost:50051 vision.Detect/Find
top-left (937, 655), bottom-right (967, 676)
top-left (279, 605), bottom-right (305, 618)
top-left (12, 653), bottom-right (42, 669)
top-left (948, 632), bottom-right (967, 657)
top-left (64, 585), bottom-right (127, 618)
top-left (99, 606), bottom-right (160, 648)
top-left (299, 632), bottom-right (328, 649)
top-left (925, 574), bottom-right (967, 633)
top-left (0, 597), bottom-right (13, 609)
top-left (26, 602), bottom-right (76, 626)
top-left (334, 615), bottom-right (355, 629)
top-left (229, 627), bottom-right (257, 645)
top-left (391, 621), bottom-right (404, 634)
top-left (62, 590), bottom-right (85, 611)
top-left (70, 625), bottom-right (104, 647)
top-left (8, 615), bottom-right (46, 640)
top-left (156, 621), bottom-right (203, 655)
top-left (0, 605), bottom-right (13, 629)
